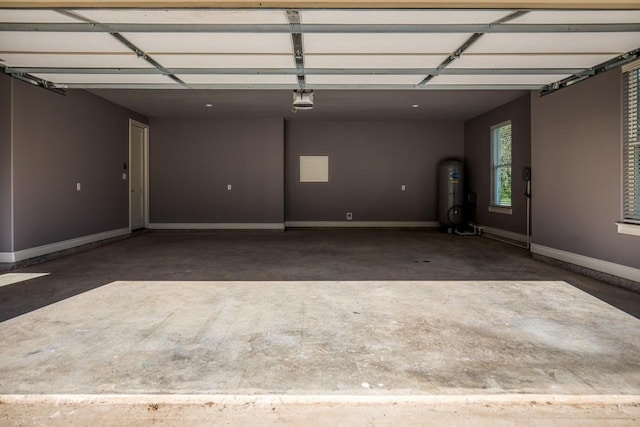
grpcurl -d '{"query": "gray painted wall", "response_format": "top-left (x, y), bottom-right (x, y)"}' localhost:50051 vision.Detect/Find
top-left (464, 94), bottom-right (531, 234)
top-left (149, 118), bottom-right (284, 223)
top-left (285, 120), bottom-right (464, 221)
top-left (0, 75), bottom-right (12, 252)
top-left (12, 80), bottom-right (147, 251)
top-left (531, 68), bottom-right (639, 269)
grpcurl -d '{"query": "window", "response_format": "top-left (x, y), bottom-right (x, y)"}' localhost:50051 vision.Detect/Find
top-left (490, 121), bottom-right (512, 213)
top-left (622, 61), bottom-right (640, 226)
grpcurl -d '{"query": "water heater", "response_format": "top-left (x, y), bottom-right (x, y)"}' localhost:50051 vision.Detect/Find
top-left (438, 160), bottom-right (465, 228)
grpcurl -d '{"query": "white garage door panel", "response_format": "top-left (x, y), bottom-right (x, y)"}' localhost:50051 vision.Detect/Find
top-left (0, 32), bottom-right (132, 53)
top-left (306, 75), bottom-right (424, 85)
top-left (0, 53), bottom-right (149, 68)
top-left (509, 10), bottom-right (640, 24)
top-left (305, 54), bottom-right (447, 69)
top-left (300, 10), bottom-right (513, 24)
top-left (33, 73), bottom-right (173, 84)
top-left (468, 33), bottom-right (640, 54)
top-left (0, 10), bottom-right (79, 23)
top-left (123, 33), bottom-right (293, 54)
top-left (155, 54), bottom-right (295, 69)
top-left (304, 33), bottom-right (473, 54)
top-left (178, 74), bottom-right (298, 85)
top-left (431, 74), bottom-right (571, 85)
top-left (451, 54), bottom-right (617, 69)
top-left (75, 9), bottom-right (288, 24)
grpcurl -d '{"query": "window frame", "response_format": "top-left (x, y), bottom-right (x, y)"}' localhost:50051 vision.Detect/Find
top-left (489, 120), bottom-right (513, 215)
top-left (620, 60), bottom-right (640, 236)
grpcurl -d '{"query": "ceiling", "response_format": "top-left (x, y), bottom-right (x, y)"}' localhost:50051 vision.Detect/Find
top-left (0, 7), bottom-right (638, 119)
top-left (87, 88), bottom-right (528, 120)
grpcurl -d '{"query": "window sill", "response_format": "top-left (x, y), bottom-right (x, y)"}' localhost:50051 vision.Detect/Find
top-left (617, 222), bottom-right (640, 237)
top-left (488, 206), bottom-right (512, 215)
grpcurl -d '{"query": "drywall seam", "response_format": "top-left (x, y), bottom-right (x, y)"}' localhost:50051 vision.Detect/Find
top-left (480, 226), bottom-right (527, 243)
top-left (148, 223), bottom-right (286, 230)
top-left (531, 243), bottom-right (640, 283)
top-left (11, 228), bottom-right (130, 262)
top-left (285, 221), bottom-right (439, 228)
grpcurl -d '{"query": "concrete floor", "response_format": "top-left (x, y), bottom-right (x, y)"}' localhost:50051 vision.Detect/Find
top-left (1, 229), bottom-right (640, 425)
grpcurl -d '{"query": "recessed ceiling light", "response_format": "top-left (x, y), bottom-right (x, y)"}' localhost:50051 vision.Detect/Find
top-left (412, 104), bottom-right (419, 108)
top-left (205, 103), bottom-right (213, 107)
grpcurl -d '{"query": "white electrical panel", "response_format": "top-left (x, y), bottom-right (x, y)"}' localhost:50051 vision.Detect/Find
top-left (300, 156), bottom-right (329, 183)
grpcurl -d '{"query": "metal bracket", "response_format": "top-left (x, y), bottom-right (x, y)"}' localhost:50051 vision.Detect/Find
top-left (286, 10), bottom-right (306, 90)
top-left (540, 47), bottom-right (640, 96)
top-left (1, 66), bottom-right (66, 95)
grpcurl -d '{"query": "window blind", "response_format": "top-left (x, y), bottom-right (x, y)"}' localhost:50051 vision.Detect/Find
top-left (623, 61), bottom-right (640, 223)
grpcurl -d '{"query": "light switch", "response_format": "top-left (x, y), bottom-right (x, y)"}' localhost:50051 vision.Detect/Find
top-left (122, 173), bottom-right (127, 180)
top-left (401, 185), bottom-right (406, 191)
top-left (227, 184), bottom-right (232, 191)
top-left (76, 183), bottom-right (81, 191)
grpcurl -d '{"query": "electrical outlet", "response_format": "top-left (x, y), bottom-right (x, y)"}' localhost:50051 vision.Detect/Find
top-left (346, 212), bottom-right (353, 221)
top-left (122, 173), bottom-right (127, 180)
top-left (401, 185), bottom-right (406, 191)
top-left (227, 184), bottom-right (232, 190)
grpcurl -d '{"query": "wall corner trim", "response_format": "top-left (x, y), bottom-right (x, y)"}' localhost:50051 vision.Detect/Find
top-left (530, 243), bottom-right (640, 283)
top-left (284, 221), bottom-right (439, 228)
top-left (148, 223), bottom-right (286, 230)
top-left (9, 228), bottom-right (130, 263)
top-left (481, 226), bottom-right (527, 243)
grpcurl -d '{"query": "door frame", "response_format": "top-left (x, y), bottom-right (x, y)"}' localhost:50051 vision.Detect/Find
top-left (129, 119), bottom-right (149, 231)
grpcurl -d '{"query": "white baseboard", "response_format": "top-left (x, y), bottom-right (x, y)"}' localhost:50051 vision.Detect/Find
top-left (531, 243), bottom-right (640, 283)
top-left (148, 223), bottom-right (286, 231)
top-left (284, 221), bottom-right (439, 228)
top-left (4, 228), bottom-right (130, 264)
top-left (0, 252), bottom-right (15, 263)
top-left (481, 226), bottom-right (528, 243)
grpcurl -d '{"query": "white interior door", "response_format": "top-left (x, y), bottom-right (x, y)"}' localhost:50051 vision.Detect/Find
top-left (130, 123), bottom-right (146, 230)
